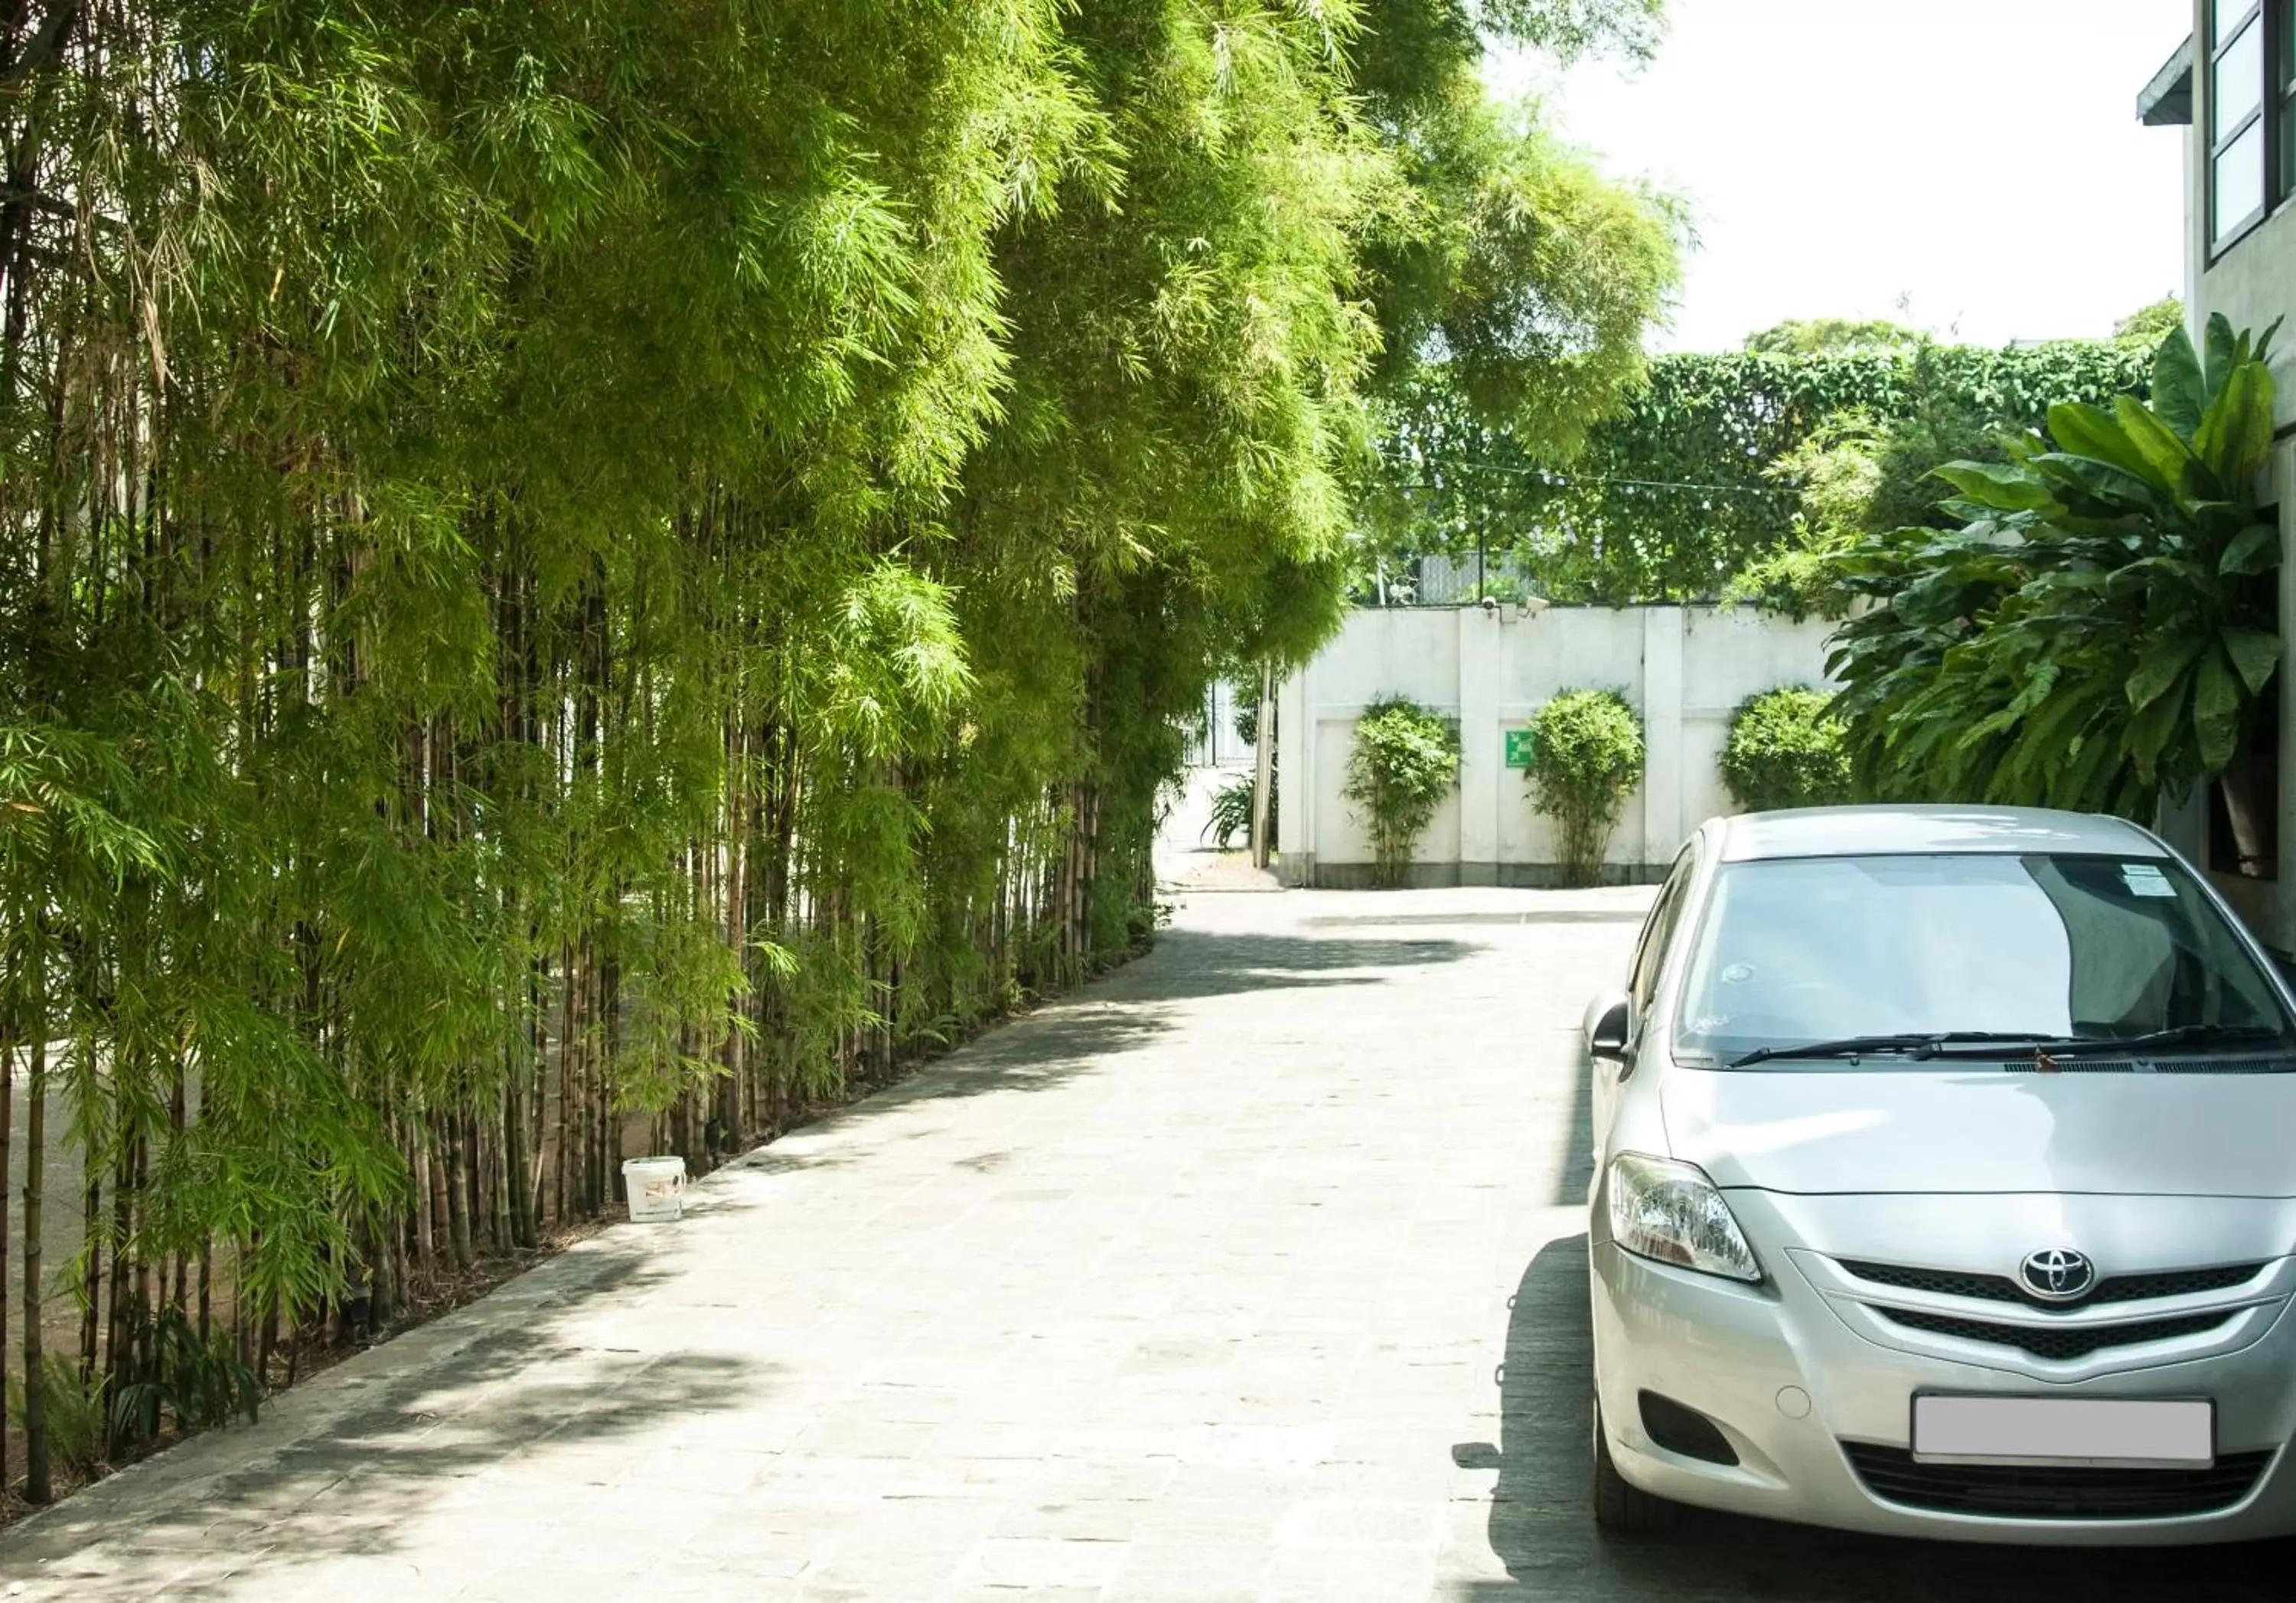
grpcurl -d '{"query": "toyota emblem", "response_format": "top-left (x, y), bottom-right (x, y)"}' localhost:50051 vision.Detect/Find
top-left (2020, 1248), bottom-right (2097, 1304)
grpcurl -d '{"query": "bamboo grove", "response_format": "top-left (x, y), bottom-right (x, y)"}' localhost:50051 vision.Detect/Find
top-left (0, 1), bottom-right (1678, 1499)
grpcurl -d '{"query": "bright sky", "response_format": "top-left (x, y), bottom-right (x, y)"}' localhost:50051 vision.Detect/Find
top-left (1486, 0), bottom-right (2194, 353)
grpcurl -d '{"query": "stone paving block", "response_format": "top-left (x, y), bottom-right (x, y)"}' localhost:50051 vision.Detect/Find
top-left (957, 1534), bottom-right (1130, 1590)
top-left (1102, 1538), bottom-right (1270, 1600)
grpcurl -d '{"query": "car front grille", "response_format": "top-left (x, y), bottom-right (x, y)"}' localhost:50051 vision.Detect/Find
top-left (1842, 1443), bottom-right (2272, 1520)
top-left (1871, 1305), bottom-right (2236, 1361)
top-left (1838, 1259), bottom-right (2267, 1308)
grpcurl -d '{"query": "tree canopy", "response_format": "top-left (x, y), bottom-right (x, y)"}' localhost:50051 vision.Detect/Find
top-left (2115, 295), bottom-right (2187, 347)
top-left (1369, 338), bottom-right (2154, 606)
top-left (1744, 318), bottom-right (1923, 357)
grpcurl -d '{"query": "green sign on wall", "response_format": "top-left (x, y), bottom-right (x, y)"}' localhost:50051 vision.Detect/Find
top-left (1505, 729), bottom-right (1535, 770)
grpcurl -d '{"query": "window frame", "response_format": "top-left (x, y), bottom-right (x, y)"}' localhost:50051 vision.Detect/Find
top-left (2204, 0), bottom-right (2296, 256)
top-left (1628, 843), bottom-right (1699, 1037)
top-left (2281, 0), bottom-right (2296, 199)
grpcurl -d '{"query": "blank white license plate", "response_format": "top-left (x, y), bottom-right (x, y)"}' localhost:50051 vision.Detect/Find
top-left (1912, 1396), bottom-right (2213, 1468)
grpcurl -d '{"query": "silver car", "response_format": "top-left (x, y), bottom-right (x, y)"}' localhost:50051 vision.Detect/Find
top-left (1583, 805), bottom-right (2296, 1544)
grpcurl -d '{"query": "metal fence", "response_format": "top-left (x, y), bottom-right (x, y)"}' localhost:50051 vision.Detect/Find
top-left (1359, 553), bottom-right (1541, 607)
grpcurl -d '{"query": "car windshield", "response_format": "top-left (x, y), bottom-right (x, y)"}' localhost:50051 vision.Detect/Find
top-left (1672, 852), bottom-right (2294, 1066)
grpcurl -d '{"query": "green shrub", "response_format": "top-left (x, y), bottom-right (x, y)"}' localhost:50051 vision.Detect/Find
top-left (1202, 771), bottom-right (1277, 850)
top-left (1720, 687), bottom-right (1851, 813)
top-left (6, 1353), bottom-right (110, 1476)
top-left (1527, 690), bottom-right (1645, 886)
top-left (111, 1304), bottom-right (263, 1443)
top-left (1343, 696), bottom-right (1459, 886)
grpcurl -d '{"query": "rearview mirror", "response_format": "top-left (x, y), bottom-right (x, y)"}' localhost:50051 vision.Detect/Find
top-left (1583, 991), bottom-right (1631, 1063)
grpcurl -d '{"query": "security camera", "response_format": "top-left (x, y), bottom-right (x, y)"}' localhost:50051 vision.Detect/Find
top-left (1479, 595), bottom-right (1499, 615)
top-left (1520, 596), bottom-right (1551, 618)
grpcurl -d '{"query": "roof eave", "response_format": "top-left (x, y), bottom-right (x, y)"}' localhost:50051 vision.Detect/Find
top-left (2139, 35), bottom-right (2195, 126)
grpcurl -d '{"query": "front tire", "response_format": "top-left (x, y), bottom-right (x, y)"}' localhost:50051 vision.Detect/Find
top-left (1592, 1396), bottom-right (1678, 1536)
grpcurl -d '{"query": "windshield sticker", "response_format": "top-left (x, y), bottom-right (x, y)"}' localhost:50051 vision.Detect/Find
top-left (1720, 963), bottom-right (1756, 985)
top-left (2121, 864), bottom-right (2177, 899)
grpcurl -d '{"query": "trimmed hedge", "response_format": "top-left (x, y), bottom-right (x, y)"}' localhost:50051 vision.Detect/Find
top-left (1344, 696), bottom-right (1460, 886)
top-left (1527, 689), bottom-right (1645, 886)
top-left (1720, 687), bottom-right (1851, 813)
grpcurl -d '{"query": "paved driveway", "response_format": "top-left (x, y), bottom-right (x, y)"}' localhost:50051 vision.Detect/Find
top-left (5, 888), bottom-right (2291, 1600)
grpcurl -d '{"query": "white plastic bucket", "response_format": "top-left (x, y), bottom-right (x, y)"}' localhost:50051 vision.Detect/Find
top-left (622, 1155), bottom-right (687, 1223)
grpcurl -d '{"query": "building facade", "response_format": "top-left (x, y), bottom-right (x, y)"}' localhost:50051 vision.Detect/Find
top-left (2144, 2), bottom-right (2296, 950)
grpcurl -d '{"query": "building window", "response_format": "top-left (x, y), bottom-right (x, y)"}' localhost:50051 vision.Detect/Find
top-left (2281, 0), bottom-right (2295, 193)
top-left (2210, 0), bottom-right (2296, 253)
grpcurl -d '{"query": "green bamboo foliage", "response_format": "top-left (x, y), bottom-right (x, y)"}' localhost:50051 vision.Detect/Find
top-left (0, 0), bottom-right (1674, 1501)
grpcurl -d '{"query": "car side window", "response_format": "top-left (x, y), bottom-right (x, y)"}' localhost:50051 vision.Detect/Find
top-left (1630, 847), bottom-right (1698, 1024)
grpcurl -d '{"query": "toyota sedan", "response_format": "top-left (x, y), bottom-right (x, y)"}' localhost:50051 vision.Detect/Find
top-left (1583, 805), bottom-right (2296, 1543)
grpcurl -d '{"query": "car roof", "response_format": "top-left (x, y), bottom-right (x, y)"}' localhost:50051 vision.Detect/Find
top-left (1714, 805), bottom-right (2168, 864)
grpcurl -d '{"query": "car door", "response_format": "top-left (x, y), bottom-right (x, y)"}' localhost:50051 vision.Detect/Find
top-left (1593, 842), bottom-right (1698, 1152)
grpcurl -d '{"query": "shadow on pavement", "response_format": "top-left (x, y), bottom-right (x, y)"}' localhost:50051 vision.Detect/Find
top-left (1450, 1235), bottom-right (2296, 1601)
top-left (733, 1007), bottom-right (1177, 1173)
top-left (1110, 928), bottom-right (1482, 1000)
top-left (0, 1247), bottom-right (771, 1598)
top-left (778, 926), bottom-right (1483, 1141)
top-left (926, 1007), bottom-right (1172, 1089)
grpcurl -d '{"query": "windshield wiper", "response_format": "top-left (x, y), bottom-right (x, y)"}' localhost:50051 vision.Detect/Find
top-left (1729, 1031), bottom-right (2057, 1069)
top-left (1966, 1024), bottom-right (2289, 1059)
top-left (1729, 1024), bottom-right (2293, 1069)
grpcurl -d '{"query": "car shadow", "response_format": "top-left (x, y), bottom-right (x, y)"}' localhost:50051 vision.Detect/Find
top-left (1449, 1234), bottom-right (2296, 1601)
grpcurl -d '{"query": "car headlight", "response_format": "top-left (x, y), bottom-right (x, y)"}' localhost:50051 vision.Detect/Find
top-left (1606, 1154), bottom-right (1762, 1283)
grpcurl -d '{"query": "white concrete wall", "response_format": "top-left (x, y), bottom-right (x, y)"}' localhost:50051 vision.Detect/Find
top-left (1277, 604), bottom-right (1839, 886)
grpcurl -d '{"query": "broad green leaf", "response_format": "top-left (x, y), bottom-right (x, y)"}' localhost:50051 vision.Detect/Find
top-left (2127, 677), bottom-right (2187, 770)
top-left (2028, 453), bottom-right (2161, 509)
top-left (2062, 730), bottom-right (2124, 810)
top-left (2111, 394), bottom-right (2199, 491)
top-left (2193, 648), bottom-right (2242, 772)
top-left (2007, 661), bottom-right (2063, 717)
top-left (2125, 636), bottom-right (2206, 712)
top-left (2222, 627), bottom-right (2283, 694)
top-left (1955, 706), bottom-right (2024, 749)
top-left (1932, 461), bottom-right (2058, 511)
top-left (2048, 401), bottom-right (2174, 495)
top-left (2023, 681), bottom-right (2101, 759)
top-left (2203, 313), bottom-right (2242, 408)
top-left (2220, 523), bottom-right (2281, 577)
top-left (2151, 324), bottom-right (2206, 439)
top-left (2195, 359), bottom-right (2278, 491)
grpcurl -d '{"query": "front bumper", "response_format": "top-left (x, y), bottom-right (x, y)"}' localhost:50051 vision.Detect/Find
top-left (1590, 1194), bottom-right (2296, 1545)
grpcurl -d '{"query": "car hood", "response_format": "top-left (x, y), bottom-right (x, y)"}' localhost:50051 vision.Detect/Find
top-left (1662, 1066), bottom-right (2296, 1197)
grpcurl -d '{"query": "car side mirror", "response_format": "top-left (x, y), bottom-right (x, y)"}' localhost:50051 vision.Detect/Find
top-left (1583, 991), bottom-right (1632, 1064)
